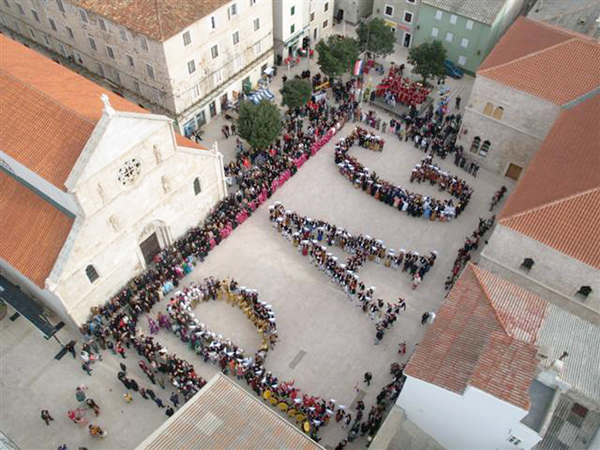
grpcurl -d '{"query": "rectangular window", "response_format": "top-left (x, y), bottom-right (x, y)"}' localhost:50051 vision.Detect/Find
top-left (28, 27), bottom-right (35, 39)
top-left (66, 26), bottom-right (74, 38)
top-left (406, 0), bottom-right (416, 3)
top-left (58, 43), bottom-right (67, 56)
top-left (196, 110), bottom-right (206, 126)
top-left (126, 54), bottom-right (134, 67)
top-left (74, 51), bottom-right (83, 63)
top-left (211, 44), bottom-right (219, 59)
top-left (431, 27), bottom-right (438, 37)
top-left (450, 14), bottom-right (457, 24)
top-left (133, 80), bottom-right (141, 94)
top-left (187, 59), bottom-right (196, 74)
top-left (250, 0), bottom-right (256, 5)
top-left (228, 3), bottom-right (238, 18)
top-left (210, 15), bottom-right (216, 30)
top-left (79, 8), bottom-right (88, 23)
top-left (234, 54), bottom-right (243, 70)
top-left (192, 83), bottom-right (201, 99)
top-left (43, 34), bottom-right (50, 45)
top-left (323, 19), bottom-right (328, 29)
top-left (214, 69), bottom-right (223, 84)
top-left (403, 11), bottom-right (413, 23)
top-left (461, 38), bottom-right (469, 48)
top-left (98, 18), bottom-right (107, 32)
top-left (291, 5), bottom-right (295, 15)
top-left (466, 19), bottom-right (474, 30)
top-left (16, 2), bottom-right (24, 14)
top-left (310, 11), bottom-right (315, 21)
top-left (324, 2), bottom-right (328, 12)
top-left (435, 9), bottom-right (443, 20)
top-left (13, 20), bottom-right (19, 31)
top-left (120, 27), bottom-right (128, 41)
top-left (458, 55), bottom-right (466, 66)
top-left (146, 62), bottom-right (155, 80)
top-left (49, 18), bottom-right (57, 31)
top-left (290, 24), bottom-right (295, 34)
top-left (445, 32), bottom-right (453, 42)
top-left (106, 45), bottom-right (115, 59)
top-left (31, 9), bottom-right (40, 22)
top-left (97, 63), bottom-right (105, 77)
top-left (112, 69), bottom-right (121, 83)
top-left (140, 35), bottom-right (148, 51)
top-left (253, 17), bottom-right (260, 31)
top-left (254, 41), bottom-right (261, 56)
top-left (232, 30), bottom-right (239, 45)
top-left (56, 0), bottom-right (65, 13)
top-left (384, 4), bottom-right (394, 16)
top-left (88, 36), bottom-right (97, 51)
top-left (183, 30), bottom-right (191, 46)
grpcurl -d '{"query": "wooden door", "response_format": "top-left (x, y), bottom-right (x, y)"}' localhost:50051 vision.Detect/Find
top-left (505, 163), bottom-right (523, 181)
top-left (140, 233), bottom-right (161, 265)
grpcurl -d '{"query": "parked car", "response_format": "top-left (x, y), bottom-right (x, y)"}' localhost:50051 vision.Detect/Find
top-left (444, 60), bottom-right (464, 79)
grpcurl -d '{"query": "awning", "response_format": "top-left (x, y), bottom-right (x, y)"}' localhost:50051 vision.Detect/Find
top-left (0, 275), bottom-right (63, 339)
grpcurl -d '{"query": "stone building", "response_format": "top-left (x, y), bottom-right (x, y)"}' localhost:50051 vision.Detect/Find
top-left (272, 0), bottom-right (333, 61)
top-left (457, 17), bottom-right (600, 180)
top-left (395, 264), bottom-right (600, 450)
top-left (0, 0), bottom-right (274, 135)
top-left (0, 36), bottom-right (227, 327)
top-left (527, 0), bottom-right (600, 40)
top-left (372, 0), bottom-right (421, 48)
top-left (412, 0), bottom-right (525, 75)
top-left (334, 0), bottom-right (374, 25)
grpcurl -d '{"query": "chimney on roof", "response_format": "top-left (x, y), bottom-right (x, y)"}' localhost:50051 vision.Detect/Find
top-left (101, 94), bottom-right (115, 117)
top-left (550, 351), bottom-right (569, 373)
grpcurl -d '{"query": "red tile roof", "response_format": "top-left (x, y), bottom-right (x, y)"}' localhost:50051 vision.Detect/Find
top-left (0, 35), bottom-right (205, 191)
top-left (478, 17), bottom-right (600, 105)
top-left (0, 172), bottom-right (74, 288)
top-left (71, 0), bottom-right (231, 42)
top-left (405, 265), bottom-right (547, 410)
top-left (499, 94), bottom-right (600, 269)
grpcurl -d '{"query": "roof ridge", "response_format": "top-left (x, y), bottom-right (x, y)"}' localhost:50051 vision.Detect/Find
top-left (526, 15), bottom-right (600, 41)
top-left (478, 37), bottom-right (579, 73)
top-left (0, 69), bottom-right (98, 127)
top-left (155, 0), bottom-right (165, 40)
top-left (500, 186), bottom-right (600, 223)
top-left (470, 265), bottom-right (512, 339)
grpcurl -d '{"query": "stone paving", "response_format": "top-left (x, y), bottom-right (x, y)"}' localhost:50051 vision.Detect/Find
top-left (0, 25), bottom-right (514, 450)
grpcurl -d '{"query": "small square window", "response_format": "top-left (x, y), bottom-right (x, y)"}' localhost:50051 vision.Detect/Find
top-left (31, 9), bottom-right (40, 22)
top-left (323, 19), bottom-right (328, 29)
top-left (49, 18), bottom-right (57, 31)
top-left (431, 27), bottom-right (438, 37)
top-left (146, 62), bottom-right (155, 80)
top-left (106, 45), bottom-right (115, 59)
top-left (290, 24), bottom-right (295, 34)
top-left (445, 32), bottom-right (453, 42)
top-left (466, 19), bottom-right (474, 30)
top-left (324, 2), bottom-right (329, 12)
top-left (211, 44), bottom-right (219, 59)
top-left (253, 17), bottom-right (260, 31)
top-left (461, 38), bottom-right (469, 48)
top-left (66, 26), bottom-right (74, 38)
top-left (183, 30), bottom-right (191, 46)
top-left (79, 8), bottom-right (88, 23)
top-left (576, 286), bottom-right (592, 299)
top-left (98, 18), bottom-right (107, 32)
top-left (232, 30), bottom-right (240, 45)
top-left (384, 4), bottom-right (394, 16)
top-left (187, 59), bottom-right (196, 74)
top-left (450, 14), bottom-right (457, 24)
top-left (404, 11), bottom-right (413, 23)
top-left (291, 5), bottom-right (295, 16)
top-left (89, 37), bottom-right (97, 51)
top-left (126, 54), bottom-right (135, 67)
top-left (435, 10), bottom-right (443, 20)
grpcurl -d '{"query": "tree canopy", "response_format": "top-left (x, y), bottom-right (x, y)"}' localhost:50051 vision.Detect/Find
top-left (280, 78), bottom-right (313, 109)
top-left (315, 35), bottom-right (360, 80)
top-left (237, 100), bottom-right (282, 151)
top-left (357, 18), bottom-right (395, 58)
top-left (407, 40), bottom-right (447, 85)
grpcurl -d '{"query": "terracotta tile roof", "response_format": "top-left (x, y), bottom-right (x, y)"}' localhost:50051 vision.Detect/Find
top-left (421, 0), bottom-right (507, 25)
top-left (0, 35), bottom-right (205, 190)
top-left (405, 264), bottom-right (547, 410)
top-left (499, 94), bottom-right (600, 269)
top-left (71, 0), bottom-right (231, 42)
top-left (0, 172), bottom-right (74, 288)
top-left (138, 374), bottom-right (323, 450)
top-left (478, 17), bottom-right (600, 105)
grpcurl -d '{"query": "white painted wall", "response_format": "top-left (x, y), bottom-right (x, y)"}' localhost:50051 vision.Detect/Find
top-left (398, 375), bottom-right (542, 450)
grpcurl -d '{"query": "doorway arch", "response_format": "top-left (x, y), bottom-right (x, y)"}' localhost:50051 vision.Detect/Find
top-left (138, 220), bottom-right (171, 266)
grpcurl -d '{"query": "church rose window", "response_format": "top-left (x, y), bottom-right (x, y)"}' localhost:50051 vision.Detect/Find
top-left (118, 158), bottom-right (142, 185)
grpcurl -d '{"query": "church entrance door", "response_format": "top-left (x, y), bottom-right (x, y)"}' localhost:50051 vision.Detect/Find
top-left (140, 232), bottom-right (161, 265)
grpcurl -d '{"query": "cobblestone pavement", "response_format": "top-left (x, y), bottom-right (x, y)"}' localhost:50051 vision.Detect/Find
top-left (0, 24), bottom-right (513, 450)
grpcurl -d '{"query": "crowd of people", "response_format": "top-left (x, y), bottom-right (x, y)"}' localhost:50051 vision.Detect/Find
top-left (335, 127), bottom-right (468, 221)
top-left (410, 155), bottom-right (473, 202)
top-left (270, 202), bottom-right (435, 343)
top-left (445, 216), bottom-right (495, 290)
top-left (375, 65), bottom-right (431, 108)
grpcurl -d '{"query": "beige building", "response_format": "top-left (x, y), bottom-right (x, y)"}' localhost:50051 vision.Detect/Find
top-left (273, 0), bottom-right (334, 60)
top-left (457, 17), bottom-right (600, 180)
top-left (0, 0), bottom-right (274, 136)
top-left (0, 36), bottom-right (226, 327)
top-left (372, 0), bottom-right (421, 48)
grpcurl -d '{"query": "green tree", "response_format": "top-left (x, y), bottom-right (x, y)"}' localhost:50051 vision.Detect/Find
top-left (357, 18), bottom-right (395, 58)
top-left (280, 78), bottom-right (312, 109)
top-left (407, 40), bottom-right (447, 85)
top-left (316, 35), bottom-right (360, 80)
top-left (237, 100), bottom-right (282, 151)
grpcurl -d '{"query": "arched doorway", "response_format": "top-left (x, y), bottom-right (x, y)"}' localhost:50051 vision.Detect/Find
top-left (138, 220), bottom-right (171, 266)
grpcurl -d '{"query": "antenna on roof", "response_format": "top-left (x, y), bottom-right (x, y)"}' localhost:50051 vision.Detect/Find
top-left (101, 94), bottom-right (115, 117)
